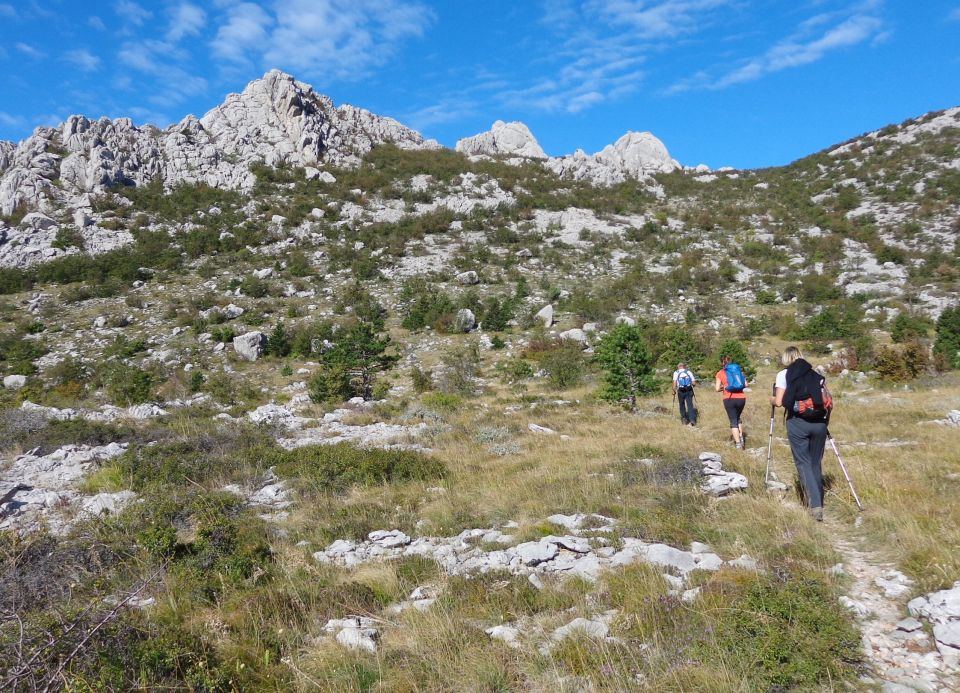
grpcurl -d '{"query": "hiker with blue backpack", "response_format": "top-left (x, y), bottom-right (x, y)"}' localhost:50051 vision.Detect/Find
top-left (672, 362), bottom-right (697, 426)
top-left (715, 355), bottom-right (747, 449)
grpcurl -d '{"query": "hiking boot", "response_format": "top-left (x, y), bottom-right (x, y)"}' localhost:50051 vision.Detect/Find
top-left (735, 442), bottom-right (743, 450)
top-left (810, 507), bottom-right (824, 522)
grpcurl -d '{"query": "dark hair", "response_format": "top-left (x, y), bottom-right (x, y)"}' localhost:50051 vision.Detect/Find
top-left (720, 355), bottom-right (732, 366)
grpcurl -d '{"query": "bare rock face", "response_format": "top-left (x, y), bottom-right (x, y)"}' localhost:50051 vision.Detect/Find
top-left (456, 120), bottom-right (547, 159)
top-left (456, 120), bottom-right (679, 186)
top-left (0, 70), bottom-right (438, 222)
top-left (546, 131), bottom-right (680, 185)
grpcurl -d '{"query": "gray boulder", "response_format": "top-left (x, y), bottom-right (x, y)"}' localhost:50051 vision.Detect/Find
top-left (454, 309), bottom-right (476, 332)
top-left (3, 374), bottom-right (27, 390)
top-left (233, 331), bottom-right (267, 361)
top-left (535, 304), bottom-right (554, 328)
top-left (455, 270), bottom-right (479, 285)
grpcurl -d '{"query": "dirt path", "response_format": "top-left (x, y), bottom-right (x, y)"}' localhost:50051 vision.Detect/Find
top-left (760, 440), bottom-right (956, 691)
top-left (825, 523), bottom-right (957, 692)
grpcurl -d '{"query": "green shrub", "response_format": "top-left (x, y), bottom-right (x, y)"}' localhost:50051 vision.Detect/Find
top-left (541, 342), bottom-right (587, 390)
top-left (438, 341), bottom-right (482, 395)
top-left (307, 364), bottom-right (353, 404)
top-left (890, 312), bottom-right (932, 343)
top-left (711, 339), bottom-right (756, 380)
top-left (103, 363), bottom-right (154, 406)
top-left (707, 574), bottom-right (861, 690)
top-left (934, 306), bottom-right (960, 369)
top-left (272, 443), bottom-right (445, 491)
top-left (410, 366), bottom-right (434, 393)
top-left (421, 391), bottom-right (463, 412)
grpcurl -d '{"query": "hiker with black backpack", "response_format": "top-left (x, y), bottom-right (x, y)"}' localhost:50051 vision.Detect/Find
top-left (715, 355), bottom-right (747, 449)
top-left (771, 346), bottom-right (831, 522)
top-left (672, 362), bottom-right (697, 426)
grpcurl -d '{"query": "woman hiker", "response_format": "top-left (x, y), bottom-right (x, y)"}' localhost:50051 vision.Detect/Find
top-left (771, 346), bottom-right (828, 522)
top-left (715, 355), bottom-right (747, 449)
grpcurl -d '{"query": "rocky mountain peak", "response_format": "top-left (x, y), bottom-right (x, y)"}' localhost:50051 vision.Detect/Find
top-left (456, 120), bottom-right (547, 159)
top-left (0, 70), bottom-right (436, 221)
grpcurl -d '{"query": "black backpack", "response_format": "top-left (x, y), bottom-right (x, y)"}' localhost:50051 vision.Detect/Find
top-left (787, 368), bottom-right (833, 423)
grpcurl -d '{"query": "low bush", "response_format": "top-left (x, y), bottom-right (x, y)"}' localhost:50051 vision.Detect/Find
top-left (272, 443), bottom-right (445, 491)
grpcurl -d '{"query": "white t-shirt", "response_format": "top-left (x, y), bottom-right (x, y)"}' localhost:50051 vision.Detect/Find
top-left (775, 368), bottom-right (787, 390)
top-left (673, 369), bottom-right (696, 386)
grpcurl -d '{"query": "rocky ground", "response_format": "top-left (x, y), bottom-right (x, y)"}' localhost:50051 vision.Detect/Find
top-left (0, 72), bottom-right (959, 690)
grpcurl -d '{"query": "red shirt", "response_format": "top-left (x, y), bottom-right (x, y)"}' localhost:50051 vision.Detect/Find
top-left (716, 369), bottom-right (747, 400)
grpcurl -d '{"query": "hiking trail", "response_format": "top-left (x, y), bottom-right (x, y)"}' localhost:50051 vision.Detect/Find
top-left (765, 457), bottom-right (958, 693)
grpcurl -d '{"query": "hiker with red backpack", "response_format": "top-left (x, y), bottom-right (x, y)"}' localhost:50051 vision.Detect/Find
top-left (772, 346), bottom-right (831, 522)
top-left (715, 355), bottom-right (747, 449)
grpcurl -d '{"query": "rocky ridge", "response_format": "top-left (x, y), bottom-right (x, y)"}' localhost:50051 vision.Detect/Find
top-left (0, 69), bottom-right (437, 218)
top-left (457, 120), bottom-right (681, 185)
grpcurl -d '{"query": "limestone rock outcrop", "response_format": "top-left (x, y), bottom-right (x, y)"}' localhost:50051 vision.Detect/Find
top-left (545, 131), bottom-right (680, 185)
top-left (456, 120), bottom-right (546, 159)
top-left (0, 70), bottom-right (439, 264)
top-left (456, 120), bottom-right (679, 186)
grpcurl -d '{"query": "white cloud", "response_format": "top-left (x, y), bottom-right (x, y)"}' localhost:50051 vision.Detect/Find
top-left (88, 15), bottom-right (107, 31)
top-left (584, 0), bottom-right (734, 39)
top-left (0, 4), bottom-right (16, 18)
top-left (15, 42), bottom-right (45, 58)
top-left (128, 106), bottom-right (173, 128)
top-left (115, 0), bottom-right (152, 26)
top-left (211, 3), bottom-right (273, 63)
top-left (404, 97), bottom-right (478, 130)
top-left (64, 49), bottom-right (101, 72)
top-left (949, 7), bottom-right (960, 21)
top-left (0, 111), bottom-right (26, 128)
top-left (667, 8), bottom-right (885, 92)
top-left (118, 40), bottom-right (208, 107)
top-left (211, 0), bottom-right (433, 80)
top-left (167, 3), bottom-right (207, 42)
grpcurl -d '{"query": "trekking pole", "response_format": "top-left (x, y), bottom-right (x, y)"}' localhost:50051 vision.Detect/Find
top-left (765, 401), bottom-right (775, 486)
top-left (826, 431), bottom-right (864, 512)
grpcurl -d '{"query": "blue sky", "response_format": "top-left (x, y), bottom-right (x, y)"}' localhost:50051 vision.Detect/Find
top-left (1, 1), bottom-right (959, 169)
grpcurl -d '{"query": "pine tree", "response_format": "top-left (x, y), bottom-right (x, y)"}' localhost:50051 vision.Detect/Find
top-left (934, 306), bottom-right (960, 370)
top-left (594, 323), bottom-right (657, 411)
top-left (266, 321), bottom-right (290, 357)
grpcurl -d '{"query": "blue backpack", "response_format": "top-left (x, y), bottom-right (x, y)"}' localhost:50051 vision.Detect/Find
top-left (676, 370), bottom-right (694, 390)
top-left (724, 363), bottom-right (746, 393)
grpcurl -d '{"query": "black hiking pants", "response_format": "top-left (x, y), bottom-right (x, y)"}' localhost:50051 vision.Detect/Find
top-left (787, 417), bottom-right (827, 508)
top-left (678, 389), bottom-right (696, 424)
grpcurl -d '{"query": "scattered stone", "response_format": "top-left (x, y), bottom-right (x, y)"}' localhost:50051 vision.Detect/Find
top-left (324, 617), bottom-right (379, 653)
top-left (233, 331), bottom-right (267, 361)
top-left (840, 596), bottom-right (871, 619)
top-left (454, 308), bottom-right (476, 332)
top-left (455, 270), bottom-right (479, 285)
top-left (552, 617), bottom-right (609, 641)
top-left (3, 374), bottom-right (27, 389)
top-left (896, 617), bottom-right (923, 633)
top-left (875, 570), bottom-right (915, 599)
top-left (535, 304), bottom-right (554, 328)
top-left (559, 328), bottom-right (588, 345)
top-left (486, 625), bottom-right (522, 648)
top-left (528, 423), bottom-right (556, 435)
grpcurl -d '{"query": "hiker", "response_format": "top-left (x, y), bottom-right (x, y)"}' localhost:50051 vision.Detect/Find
top-left (672, 362), bottom-right (697, 426)
top-left (771, 346), bottom-right (830, 522)
top-left (715, 355), bottom-right (747, 449)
